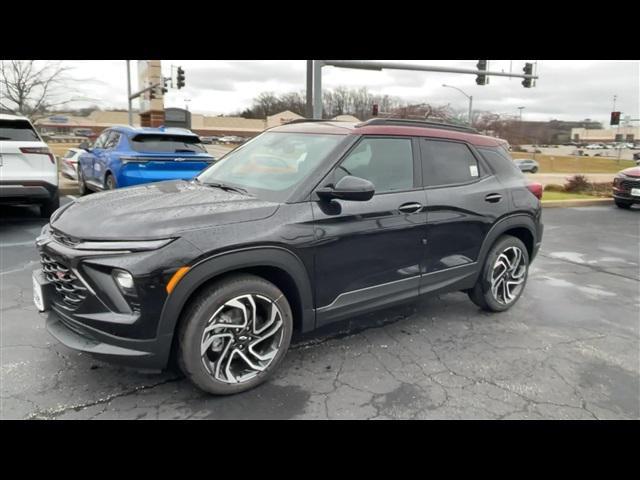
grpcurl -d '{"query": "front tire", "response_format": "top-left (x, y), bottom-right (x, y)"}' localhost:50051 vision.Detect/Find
top-left (615, 199), bottom-right (632, 209)
top-left (468, 235), bottom-right (529, 312)
top-left (530, 167), bottom-right (538, 173)
top-left (78, 168), bottom-right (89, 196)
top-left (177, 274), bottom-right (293, 395)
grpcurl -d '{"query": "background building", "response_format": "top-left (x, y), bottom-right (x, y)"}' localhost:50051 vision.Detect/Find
top-left (34, 109), bottom-right (305, 140)
top-left (570, 126), bottom-right (638, 143)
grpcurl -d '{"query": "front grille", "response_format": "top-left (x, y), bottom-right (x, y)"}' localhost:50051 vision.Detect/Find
top-left (51, 229), bottom-right (80, 248)
top-left (40, 253), bottom-right (87, 310)
top-left (620, 178), bottom-right (640, 190)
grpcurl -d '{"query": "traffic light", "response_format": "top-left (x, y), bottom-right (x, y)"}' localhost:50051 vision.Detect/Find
top-left (522, 63), bottom-right (533, 88)
top-left (372, 103), bottom-right (379, 116)
top-left (176, 67), bottom-right (185, 89)
top-left (161, 78), bottom-right (169, 95)
top-left (149, 86), bottom-right (156, 100)
top-left (610, 111), bottom-right (621, 126)
top-left (476, 60), bottom-right (487, 85)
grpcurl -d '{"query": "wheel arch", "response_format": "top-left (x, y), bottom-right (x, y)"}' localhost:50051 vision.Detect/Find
top-left (157, 246), bottom-right (315, 343)
top-left (477, 214), bottom-right (538, 272)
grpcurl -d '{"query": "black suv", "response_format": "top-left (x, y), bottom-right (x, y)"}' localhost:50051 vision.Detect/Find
top-left (34, 119), bottom-right (543, 395)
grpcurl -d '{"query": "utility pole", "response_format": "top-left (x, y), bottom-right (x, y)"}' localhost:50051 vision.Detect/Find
top-left (126, 60), bottom-right (133, 126)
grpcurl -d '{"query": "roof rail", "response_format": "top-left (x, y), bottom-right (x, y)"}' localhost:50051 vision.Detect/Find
top-left (355, 118), bottom-right (479, 134)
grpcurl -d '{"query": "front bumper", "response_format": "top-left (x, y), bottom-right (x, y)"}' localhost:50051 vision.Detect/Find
top-left (35, 228), bottom-right (203, 371)
top-left (613, 191), bottom-right (640, 204)
top-left (44, 306), bottom-right (172, 371)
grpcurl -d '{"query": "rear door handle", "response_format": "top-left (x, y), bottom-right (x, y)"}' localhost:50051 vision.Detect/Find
top-left (398, 202), bottom-right (423, 213)
top-left (485, 193), bottom-right (502, 203)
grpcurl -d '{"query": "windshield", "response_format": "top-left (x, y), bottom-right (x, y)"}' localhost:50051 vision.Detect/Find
top-left (130, 134), bottom-right (207, 153)
top-left (197, 131), bottom-right (347, 202)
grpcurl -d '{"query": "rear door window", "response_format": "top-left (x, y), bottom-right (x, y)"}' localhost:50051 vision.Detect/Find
top-left (421, 139), bottom-right (480, 187)
top-left (130, 134), bottom-right (206, 153)
top-left (0, 119), bottom-right (40, 141)
top-left (104, 131), bottom-right (120, 150)
top-left (93, 131), bottom-right (110, 149)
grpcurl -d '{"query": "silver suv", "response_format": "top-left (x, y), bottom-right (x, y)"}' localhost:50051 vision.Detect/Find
top-left (0, 114), bottom-right (59, 217)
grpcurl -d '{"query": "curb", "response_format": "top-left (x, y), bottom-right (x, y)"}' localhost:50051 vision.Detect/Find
top-left (542, 198), bottom-right (613, 208)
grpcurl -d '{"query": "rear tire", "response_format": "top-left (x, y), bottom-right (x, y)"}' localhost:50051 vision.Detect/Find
top-left (104, 173), bottom-right (116, 190)
top-left (177, 274), bottom-right (293, 395)
top-left (468, 235), bottom-right (529, 312)
top-left (531, 167), bottom-right (538, 173)
top-left (40, 194), bottom-right (60, 218)
top-left (615, 199), bottom-right (632, 209)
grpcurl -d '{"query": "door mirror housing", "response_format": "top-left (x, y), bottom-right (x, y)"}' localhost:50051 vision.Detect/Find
top-left (317, 175), bottom-right (375, 202)
top-left (79, 140), bottom-right (92, 152)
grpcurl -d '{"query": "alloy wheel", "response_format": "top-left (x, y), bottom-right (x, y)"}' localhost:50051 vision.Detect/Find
top-left (200, 294), bottom-right (284, 384)
top-left (490, 246), bottom-right (527, 305)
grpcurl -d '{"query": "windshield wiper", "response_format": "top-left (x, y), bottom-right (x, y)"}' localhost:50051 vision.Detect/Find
top-left (202, 181), bottom-right (249, 195)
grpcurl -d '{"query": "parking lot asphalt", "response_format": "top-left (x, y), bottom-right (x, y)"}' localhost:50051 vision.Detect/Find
top-left (1, 200), bottom-right (638, 419)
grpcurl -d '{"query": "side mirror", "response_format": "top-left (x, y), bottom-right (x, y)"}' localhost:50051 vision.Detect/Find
top-left (317, 175), bottom-right (375, 202)
top-left (79, 141), bottom-right (91, 151)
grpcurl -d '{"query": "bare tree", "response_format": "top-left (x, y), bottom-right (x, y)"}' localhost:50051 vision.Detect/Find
top-left (0, 60), bottom-right (88, 121)
top-left (252, 91), bottom-right (280, 118)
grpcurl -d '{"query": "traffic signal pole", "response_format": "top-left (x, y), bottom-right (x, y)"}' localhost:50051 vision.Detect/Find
top-left (126, 60), bottom-right (133, 126)
top-left (307, 60), bottom-right (540, 119)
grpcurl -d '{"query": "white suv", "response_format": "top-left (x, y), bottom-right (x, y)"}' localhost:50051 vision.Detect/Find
top-left (0, 114), bottom-right (59, 217)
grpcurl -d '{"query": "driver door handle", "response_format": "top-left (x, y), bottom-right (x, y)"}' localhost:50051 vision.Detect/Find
top-left (485, 193), bottom-right (502, 203)
top-left (398, 202), bottom-right (423, 214)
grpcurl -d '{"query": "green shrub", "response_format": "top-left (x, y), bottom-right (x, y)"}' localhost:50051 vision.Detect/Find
top-left (544, 184), bottom-right (565, 192)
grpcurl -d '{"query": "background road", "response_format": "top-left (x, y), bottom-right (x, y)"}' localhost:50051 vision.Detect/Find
top-left (1, 202), bottom-right (638, 419)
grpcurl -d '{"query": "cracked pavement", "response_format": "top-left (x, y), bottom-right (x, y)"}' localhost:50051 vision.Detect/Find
top-left (1, 201), bottom-right (639, 419)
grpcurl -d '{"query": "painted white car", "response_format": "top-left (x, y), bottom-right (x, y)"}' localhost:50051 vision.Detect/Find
top-left (0, 114), bottom-right (59, 217)
top-left (585, 144), bottom-right (603, 149)
top-left (60, 147), bottom-right (83, 180)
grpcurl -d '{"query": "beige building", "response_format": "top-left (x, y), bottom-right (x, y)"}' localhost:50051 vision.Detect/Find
top-left (571, 126), bottom-right (638, 143)
top-left (35, 109), bottom-right (305, 139)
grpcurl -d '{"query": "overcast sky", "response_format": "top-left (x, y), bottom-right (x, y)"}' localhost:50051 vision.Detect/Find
top-left (61, 60), bottom-right (639, 124)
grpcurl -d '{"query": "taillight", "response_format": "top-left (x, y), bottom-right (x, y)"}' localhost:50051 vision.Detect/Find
top-left (527, 182), bottom-right (543, 200)
top-left (20, 147), bottom-right (55, 164)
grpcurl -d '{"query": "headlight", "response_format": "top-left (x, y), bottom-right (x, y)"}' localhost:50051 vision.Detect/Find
top-left (74, 238), bottom-right (174, 251)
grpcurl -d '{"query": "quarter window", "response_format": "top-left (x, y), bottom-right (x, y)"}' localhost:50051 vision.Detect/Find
top-left (422, 140), bottom-right (480, 187)
top-left (334, 137), bottom-right (414, 193)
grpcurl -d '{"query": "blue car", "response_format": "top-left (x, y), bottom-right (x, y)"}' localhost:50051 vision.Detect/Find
top-left (77, 126), bottom-right (215, 193)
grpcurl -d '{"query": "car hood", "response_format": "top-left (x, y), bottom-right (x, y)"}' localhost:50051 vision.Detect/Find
top-left (51, 180), bottom-right (279, 240)
top-left (620, 166), bottom-right (640, 177)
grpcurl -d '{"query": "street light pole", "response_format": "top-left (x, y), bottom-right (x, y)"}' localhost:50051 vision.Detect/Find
top-left (442, 84), bottom-right (473, 125)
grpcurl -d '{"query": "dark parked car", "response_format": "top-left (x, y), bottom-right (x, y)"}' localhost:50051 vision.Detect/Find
top-left (33, 118), bottom-right (544, 395)
top-left (612, 166), bottom-right (640, 209)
